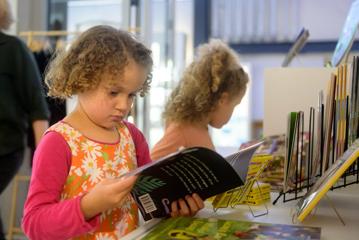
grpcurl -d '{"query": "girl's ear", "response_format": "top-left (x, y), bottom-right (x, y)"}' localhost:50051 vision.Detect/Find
top-left (219, 92), bottom-right (230, 105)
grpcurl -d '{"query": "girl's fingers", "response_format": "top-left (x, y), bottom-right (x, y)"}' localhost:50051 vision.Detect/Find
top-left (178, 198), bottom-right (190, 216)
top-left (112, 175), bottom-right (138, 192)
top-left (171, 201), bottom-right (179, 217)
top-left (185, 195), bottom-right (199, 215)
top-left (192, 193), bottom-right (205, 209)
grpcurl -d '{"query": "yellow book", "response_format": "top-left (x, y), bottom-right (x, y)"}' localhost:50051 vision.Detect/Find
top-left (246, 190), bottom-right (271, 199)
top-left (212, 187), bottom-right (242, 208)
top-left (295, 138), bottom-right (359, 222)
top-left (242, 197), bottom-right (271, 206)
top-left (247, 182), bottom-right (271, 194)
top-left (212, 154), bottom-right (272, 209)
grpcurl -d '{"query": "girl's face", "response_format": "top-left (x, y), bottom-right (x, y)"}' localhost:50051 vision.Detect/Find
top-left (208, 91), bottom-right (245, 129)
top-left (78, 61), bottom-right (147, 130)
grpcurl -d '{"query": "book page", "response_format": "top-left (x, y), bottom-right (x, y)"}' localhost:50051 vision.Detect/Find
top-left (225, 141), bottom-right (263, 181)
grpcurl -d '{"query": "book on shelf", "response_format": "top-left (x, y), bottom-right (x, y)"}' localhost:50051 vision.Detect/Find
top-left (295, 138), bottom-right (359, 222)
top-left (124, 142), bottom-right (263, 221)
top-left (322, 74), bottom-right (337, 173)
top-left (122, 216), bottom-right (321, 240)
top-left (255, 134), bottom-right (286, 191)
top-left (284, 111), bottom-right (308, 192)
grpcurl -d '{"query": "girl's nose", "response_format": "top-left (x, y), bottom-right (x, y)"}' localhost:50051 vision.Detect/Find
top-left (115, 96), bottom-right (132, 111)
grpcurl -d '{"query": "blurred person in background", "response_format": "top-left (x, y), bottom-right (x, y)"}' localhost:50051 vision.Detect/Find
top-left (0, 0), bottom-right (49, 238)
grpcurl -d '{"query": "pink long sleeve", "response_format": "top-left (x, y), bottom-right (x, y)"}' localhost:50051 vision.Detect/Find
top-left (123, 121), bottom-right (152, 166)
top-left (22, 131), bottom-right (99, 240)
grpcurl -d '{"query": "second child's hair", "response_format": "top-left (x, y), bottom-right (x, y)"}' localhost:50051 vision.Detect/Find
top-left (45, 25), bottom-right (153, 99)
top-left (163, 39), bottom-right (249, 124)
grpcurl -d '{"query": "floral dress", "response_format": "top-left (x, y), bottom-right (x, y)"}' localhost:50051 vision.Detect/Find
top-left (48, 121), bottom-right (139, 240)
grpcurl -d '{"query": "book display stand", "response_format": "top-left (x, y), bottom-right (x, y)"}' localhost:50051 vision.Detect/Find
top-left (265, 56), bottom-right (359, 224)
top-left (211, 158), bottom-right (272, 217)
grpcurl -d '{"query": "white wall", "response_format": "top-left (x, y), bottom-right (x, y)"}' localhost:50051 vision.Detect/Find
top-left (240, 50), bottom-right (359, 122)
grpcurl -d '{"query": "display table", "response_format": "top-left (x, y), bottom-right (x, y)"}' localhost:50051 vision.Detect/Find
top-left (124, 184), bottom-right (359, 240)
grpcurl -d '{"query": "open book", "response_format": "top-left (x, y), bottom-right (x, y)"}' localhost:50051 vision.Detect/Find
top-left (124, 142), bottom-right (263, 221)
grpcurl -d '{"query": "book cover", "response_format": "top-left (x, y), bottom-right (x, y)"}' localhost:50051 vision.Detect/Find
top-left (126, 143), bottom-right (262, 221)
top-left (284, 112), bottom-right (300, 191)
top-left (311, 91), bottom-right (324, 181)
top-left (295, 138), bottom-right (359, 222)
top-left (254, 134), bottom-right (286, 191)
top-left (322, 74), bottom-right (337, 173)
top-left (136, 216), bottom-right (321, 240)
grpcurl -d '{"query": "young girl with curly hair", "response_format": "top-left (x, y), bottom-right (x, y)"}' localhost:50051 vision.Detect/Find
top-left (151, 40), bottom-right (249, 160)
top-left (22, 25), bottom-right (203, 240)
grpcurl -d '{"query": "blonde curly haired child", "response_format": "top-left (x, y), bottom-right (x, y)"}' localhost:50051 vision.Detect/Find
top-left (22, 25), bottom-right (203, 240)
top-left (151, 39), bottom-right (249, 160)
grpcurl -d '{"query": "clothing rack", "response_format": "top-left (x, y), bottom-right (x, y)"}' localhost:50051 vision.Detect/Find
top-left (19, 30), bottom-right (80, 48)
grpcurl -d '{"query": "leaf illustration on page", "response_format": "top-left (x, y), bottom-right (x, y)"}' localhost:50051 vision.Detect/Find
top-left (133, 175), bottom-right (167, 195)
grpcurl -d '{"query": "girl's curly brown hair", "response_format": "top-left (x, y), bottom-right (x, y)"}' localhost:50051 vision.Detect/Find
top-left (45, 25), bottom-right (153, 99)
top-left (163, 39), bottom-right (249, 124)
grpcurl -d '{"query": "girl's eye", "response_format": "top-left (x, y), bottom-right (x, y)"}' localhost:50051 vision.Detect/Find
top-left (109, 91), bottom-right (118, 96)
top-left (129, 93), bottom-right (137, 99)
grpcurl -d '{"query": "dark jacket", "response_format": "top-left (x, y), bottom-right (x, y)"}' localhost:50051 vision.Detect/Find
top-left (0, 32), bottom-right (49, 155)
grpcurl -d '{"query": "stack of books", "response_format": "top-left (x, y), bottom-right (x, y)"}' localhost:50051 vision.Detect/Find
top-left (246, 154), bottom-right (273, 180)
top-left (250, 135), bottom-right (286, 191)
top-left (260, 154), bottom-right (285, 191)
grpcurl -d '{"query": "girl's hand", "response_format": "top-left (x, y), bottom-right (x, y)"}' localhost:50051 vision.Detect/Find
top-left (170, 193), bottom-right (204, 218)
top-left (80, 176), bottom-right (138, 220)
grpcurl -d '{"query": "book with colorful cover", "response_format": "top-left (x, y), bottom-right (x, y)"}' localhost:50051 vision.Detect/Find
top-left (125, 142), bottom-right (263, 221)
top-left (251, 135), bottom-right (286, 191)
top-left (295, 138), bottom-right (359, 222)
top-left (126, 216), bottom-right (321, 240)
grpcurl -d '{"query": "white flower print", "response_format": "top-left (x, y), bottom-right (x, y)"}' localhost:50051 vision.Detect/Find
top-left (82, 156), bottom-right (103, 184)
top-left (69, 165), bottom-right (76, 172)
top-left (99, 211), bottom-right (109, 222)
top-left (118, 137), bottom-right (127, 150)
top-left (114, 147), bottom-right (125, 165)
top-left (67, 139), bottom-right (79, 156)
top-left (121, 199), bottom-right (132, 213)
top-left (89, 166), bottom-right (103, 184)
top-left (120, 165), bottom-right (130, 174)
top-left (82, 141), bottom-right (102, 160)
top-left (81, 182), bottom-right (88, 192)
top-left (95, 233), bottom-right (115, 240)
top-left (104, 172), bottom-right (117, 179)
top-left (116, 168), bottom-right (129, 177)
top-left (54, 124), bottom-right (67, 134)
top-left (66, 127), bottom-right (81, 141)
top-left (115, 218), bottom-right (129, 238)
top-left (74, 168), bottom-right (83, 177)
top-left (82, 156), bottom-right (97, 174)
top-left (103, 160), bottom-right (117, 172)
